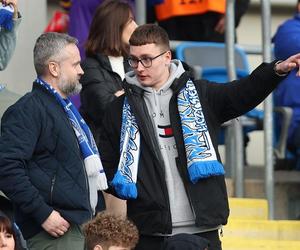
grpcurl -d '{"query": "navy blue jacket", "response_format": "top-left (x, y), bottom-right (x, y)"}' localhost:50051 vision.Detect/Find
top-left (0, 82), bottom-right (104, 239)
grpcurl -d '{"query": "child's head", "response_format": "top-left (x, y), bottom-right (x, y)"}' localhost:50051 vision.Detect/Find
top-left (83, 212), bottom-right (139, 250)
top-left (0, 215), bottom-right (16, 250)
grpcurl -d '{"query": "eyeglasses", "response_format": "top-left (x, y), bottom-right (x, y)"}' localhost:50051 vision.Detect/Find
top-left (127, 51), bottom-right (168, 68)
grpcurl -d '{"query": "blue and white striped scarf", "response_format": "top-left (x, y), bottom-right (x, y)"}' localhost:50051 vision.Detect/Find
top-left (36, 78), bottom-right (108, 191)
top-left (111, 97), bottom-right (140, 199)
top-left (112, 79), bottom-right (224, 199)
top-left (178, 79), bottom-right (225, 183)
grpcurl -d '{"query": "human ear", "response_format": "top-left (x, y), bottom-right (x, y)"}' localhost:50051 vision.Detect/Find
top-left (93, 244), bottom-right (103, 250)
top-left (48, 61), bottom-right (59, 77)
top-left (165, 50), bottom-right (172, 64)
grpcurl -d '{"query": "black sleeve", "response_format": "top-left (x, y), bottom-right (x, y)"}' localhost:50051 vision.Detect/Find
top-left (98, 98), bottom-right (123, 196)
top-left (235, 0), bottom-right (250, 27)
top-left (0, 100), bottom-right (53, 225)
top-left (80, 62), bottom-right (120, 126)
top-left (202, 61), bottom-right (286, 124)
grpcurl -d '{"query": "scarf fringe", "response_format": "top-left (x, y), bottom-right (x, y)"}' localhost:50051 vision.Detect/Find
top-left (0, 5), bottom-right (14, 31)
top-left (96, 174), bottom-right (108, 190)
top-left (188, 160), bottom-right (225, 184)
top-left (111, 171), bottom-right (137, 199)
top-left (84, 155), bottom-right (102, 177)
top-left (84, 155), bottom-right (108, 190)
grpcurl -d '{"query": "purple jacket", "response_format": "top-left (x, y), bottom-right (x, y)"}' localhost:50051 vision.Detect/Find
top-left (68, 0), bottom-right (102, 59)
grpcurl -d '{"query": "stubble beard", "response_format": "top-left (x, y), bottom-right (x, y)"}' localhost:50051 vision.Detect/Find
top-left (58, 78), bottom-right (82, 97)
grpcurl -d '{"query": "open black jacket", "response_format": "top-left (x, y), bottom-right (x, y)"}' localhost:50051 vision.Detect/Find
top-left (80, 54), bottom-right (131, 143)
top-left (99, 61), bottom-right (285, 235)
top-left (0, 83), bottom-right (104, 239)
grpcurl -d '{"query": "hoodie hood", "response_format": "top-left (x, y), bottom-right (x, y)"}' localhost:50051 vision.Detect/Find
top-left (125, 59), bottom-right (185, 93)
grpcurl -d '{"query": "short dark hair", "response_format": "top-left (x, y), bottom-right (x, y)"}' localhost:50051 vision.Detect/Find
top-left (83, 212), bottom-right (139, 250)
top-left (129, 24), bottom-right (170, 51)
top-left (85, 0), bottom-right (133, 57)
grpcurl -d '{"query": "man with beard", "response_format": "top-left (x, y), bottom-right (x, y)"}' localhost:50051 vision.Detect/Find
top-left (0, 32), bottom-right (107, 250)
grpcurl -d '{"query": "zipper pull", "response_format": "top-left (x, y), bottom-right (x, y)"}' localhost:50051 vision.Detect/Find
top-left (220, 227), bottom-right (224, 237)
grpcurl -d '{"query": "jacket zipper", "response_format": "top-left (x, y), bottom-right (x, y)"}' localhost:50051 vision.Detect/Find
top-left (50, 175), bottom-right (56, 205)
top-left (128, 88), bottom-right (172, 233)
top-left (73, 121), bottom-right (93, 219)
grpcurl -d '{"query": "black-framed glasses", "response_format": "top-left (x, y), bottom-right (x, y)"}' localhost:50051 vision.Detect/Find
top-left (127, 51), bottom-right (168, 69)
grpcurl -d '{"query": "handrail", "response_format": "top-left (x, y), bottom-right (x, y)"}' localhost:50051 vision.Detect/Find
top-left (226, 0), bottom-right (245, 198)
top-left (261, 0), bottom-right (274, 220)
top-left (135, 0), bottom-right (146, 25)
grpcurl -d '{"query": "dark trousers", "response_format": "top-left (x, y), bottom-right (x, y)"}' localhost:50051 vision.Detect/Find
top-left (135, 230), bottom-right (222, 250)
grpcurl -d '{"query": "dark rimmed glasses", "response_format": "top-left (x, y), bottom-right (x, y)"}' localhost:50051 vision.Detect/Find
top-left (127, 51), bottom-right (168, 69)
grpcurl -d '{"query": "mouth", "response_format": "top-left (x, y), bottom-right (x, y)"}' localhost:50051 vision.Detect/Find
top-left (137, 75), bottom-right (147, 81)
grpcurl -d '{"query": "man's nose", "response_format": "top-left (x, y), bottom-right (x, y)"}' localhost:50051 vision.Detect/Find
top-left (78, 65), bottom-right (84, 75)
top-left (136, 61), bottom-right (145, 71)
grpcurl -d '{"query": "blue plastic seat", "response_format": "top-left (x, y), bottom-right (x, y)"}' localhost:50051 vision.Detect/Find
top-left (176, 41), bottom-right (250, 73)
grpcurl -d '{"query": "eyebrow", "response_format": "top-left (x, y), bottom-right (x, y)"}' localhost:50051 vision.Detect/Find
top-left (73, 60), bottom-right (81, 66)
top-left (129, 54), bottom-right (153, 58)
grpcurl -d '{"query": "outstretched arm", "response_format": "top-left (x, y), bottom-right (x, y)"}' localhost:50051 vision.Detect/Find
top-left (203, 54), bottom-right (300, 124)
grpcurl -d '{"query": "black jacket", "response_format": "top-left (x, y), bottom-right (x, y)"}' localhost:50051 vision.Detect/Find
top-left (0, 83), bottom-right (104, 239)
top-left (99, 61), bottom-right (284, 236)
top-left (80, 54), bottom-right (130, 143)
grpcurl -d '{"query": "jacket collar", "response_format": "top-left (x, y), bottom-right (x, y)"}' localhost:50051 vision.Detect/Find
top-left (94, 53), bottom-right (131, 73)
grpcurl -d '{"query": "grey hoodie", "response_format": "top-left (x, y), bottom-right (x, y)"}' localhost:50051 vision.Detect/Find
top-left (126, 60), bottom-right (218, 234)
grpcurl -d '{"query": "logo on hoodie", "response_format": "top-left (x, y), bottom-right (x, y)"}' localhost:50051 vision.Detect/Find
top-left (158, 124), bottom-right (173, 138)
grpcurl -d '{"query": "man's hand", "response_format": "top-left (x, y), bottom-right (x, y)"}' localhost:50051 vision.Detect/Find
top-left (42, 210), bottom-right (70, 238)
top-left (275, 53), bottom-right (300, 76)
top-left (1, 0), bottom-right (18, 18)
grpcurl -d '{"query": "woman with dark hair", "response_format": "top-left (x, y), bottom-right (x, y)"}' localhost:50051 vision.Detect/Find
top-left (80, 0), bottom-right (137, 141)
top-left (79, 0), bottom-right (137, 217)
top-left (0, 216), bottom-right (17, 250)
